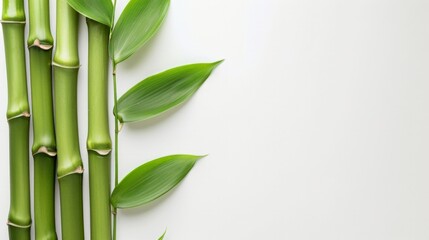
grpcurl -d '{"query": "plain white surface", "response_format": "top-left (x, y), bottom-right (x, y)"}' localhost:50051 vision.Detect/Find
top-left (2, 0), bottom-right (429, 239)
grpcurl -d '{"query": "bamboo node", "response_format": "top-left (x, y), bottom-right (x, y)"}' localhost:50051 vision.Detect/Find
top-left (35, 146), bottom-right (57, 157)
top-left (57, 166), bottom-right (84, 179)
top-left (7, 221), bottom-right (31, 229)
top-left (52, 61), bottom-right (80, 69)
top-left (29, 39), bottom-right (53, 50)
top-left (0, 20), bottom-right (26, 24)
top-left (91, 149), bottom-right (112, 156)
top-left (7, 111), bottom-right (31, 121)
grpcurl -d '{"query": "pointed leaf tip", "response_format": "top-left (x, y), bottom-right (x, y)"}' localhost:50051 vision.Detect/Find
top-left (111, 154), bottom-right (202, 208)
top-left (110, 0), bottom-right (170, 63)
top-left (67, 0), bottom-right (113, 26)
top-left (116, 61), bottom-right (222, 123)
top-left (158, 229), bottom-right (167, 240)
top-left (197, 154), bottom-right (209, 159)
top-left (212, 59), bottom-right (225, 67)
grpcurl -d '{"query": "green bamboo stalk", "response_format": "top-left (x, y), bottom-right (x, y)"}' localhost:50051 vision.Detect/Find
top-left (53, 0), bottom-right (84, 239)
top-left (27, 0), bottom-right (58, 238)
top-left (87, 19), bottom-right (112, 240)
top-left (2, 0), bottom-right (31, 239)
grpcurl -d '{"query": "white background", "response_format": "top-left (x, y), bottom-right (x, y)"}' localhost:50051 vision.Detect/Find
top-left (1, 0), bottom-right (429, 239)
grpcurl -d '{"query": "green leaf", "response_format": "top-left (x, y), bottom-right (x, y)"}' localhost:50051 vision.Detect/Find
top-left (116, 61), bottom-right (223, 123)
top-left (158, 230), bottom-right (167, 240)
top-left (111, 154), bottom-right (203, 208)
top-left (110, 0), bottom-right (170, 63)
top-left (67, 0), bottom-right (113, 26)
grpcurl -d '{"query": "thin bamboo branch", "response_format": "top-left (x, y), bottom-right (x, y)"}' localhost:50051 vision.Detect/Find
top-left (112, 63), bottom-right (119, 240)
top-left (108, 2), bottom-right (118, 237)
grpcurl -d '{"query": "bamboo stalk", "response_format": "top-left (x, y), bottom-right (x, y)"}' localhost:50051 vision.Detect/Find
top-left (2, 0), bottom-right (31, 238)
top-left (27, 0), bottom-right (58, 238)
top-left (87, 19), bottom-right (112, 240)
top-left (53, 0), bottom-right (84, 239)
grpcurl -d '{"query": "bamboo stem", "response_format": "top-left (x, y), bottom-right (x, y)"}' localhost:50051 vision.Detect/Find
top-left (53, 0), bottom-right (84, 239)
top-left (87, 19), bottom-right (112, 240)
top-left (2, 0), bottom-right (31, 238)
top-left (27, 0), bottom-right (57, 237)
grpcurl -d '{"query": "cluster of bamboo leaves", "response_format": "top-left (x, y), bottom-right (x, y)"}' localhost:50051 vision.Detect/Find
top-left (1, 0), bottom-right (221, 238)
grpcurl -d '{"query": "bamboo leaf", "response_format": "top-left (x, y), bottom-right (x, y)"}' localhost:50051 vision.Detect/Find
top-left (67, 0), bottom-right (113, 26)
top-left (111, 154), bottom-right (203, 208)
top-left (116, 61), bottom-right (223, 123)
top-left (158, 230), bottom-right (167, 240)
top-left (109, 0), bottom-right (170, 63)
